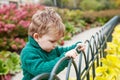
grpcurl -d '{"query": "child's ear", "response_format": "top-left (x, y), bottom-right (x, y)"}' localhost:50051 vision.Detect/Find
top-left (33, 33), bottom-right (39, 41)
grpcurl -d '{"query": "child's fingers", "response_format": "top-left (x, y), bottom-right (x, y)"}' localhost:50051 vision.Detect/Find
top-left (78, 44), bottom-right (86, 50)
top-left (80, 46), bottom-right (85, 50)
top-left (65, 49), bottom-right (78, 59)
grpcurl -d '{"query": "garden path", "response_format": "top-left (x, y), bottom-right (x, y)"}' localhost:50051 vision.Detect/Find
top-left (12, 27), bottom-right (101, 80)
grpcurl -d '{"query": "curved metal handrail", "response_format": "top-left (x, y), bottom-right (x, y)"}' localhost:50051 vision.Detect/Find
top-left (48, 57), bottom-right (70, 80)
top-left (49, 56), bottom-right (79, 80)
top-left (32, 73), bottom-right (49, 80)
top-left (32, 16), bottom-right (120, 80)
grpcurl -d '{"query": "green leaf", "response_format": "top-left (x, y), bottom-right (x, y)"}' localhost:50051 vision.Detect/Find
top-left (0, 59), bottom-right (9, 75)
top-left (0, 51), bottom-right (21, 75)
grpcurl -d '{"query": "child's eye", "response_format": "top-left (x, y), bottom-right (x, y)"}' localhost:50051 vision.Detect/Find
top-left (49, 40), bottom-right (56, 43)
top-left (51, 41), bottom-right (54, 43)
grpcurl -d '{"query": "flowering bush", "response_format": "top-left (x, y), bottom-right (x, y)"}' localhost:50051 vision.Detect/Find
top-left (0, 3), bottom-right (44, 53)
top-left (94, 24), bottom-right (120, 80)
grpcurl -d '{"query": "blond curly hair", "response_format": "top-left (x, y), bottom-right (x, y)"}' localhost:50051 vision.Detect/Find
top-left (28, 7), bottom-right (65, 37)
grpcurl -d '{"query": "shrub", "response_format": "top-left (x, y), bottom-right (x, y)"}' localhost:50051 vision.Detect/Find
top-left (0, 3), bottom-right (44, 53)
top-left (80, 0), bottom-right (101, 11)
top-left (94, 24), bottom-right (120, 80)
top-left (56, 8), bottom-right (85, 34)
top-left (81, 9), bottom-right (120, 24)
top-left (0, 51), bottom-right (21, 75)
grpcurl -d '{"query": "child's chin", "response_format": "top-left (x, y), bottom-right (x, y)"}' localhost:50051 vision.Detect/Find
top-left (46, 49), bottom-right (52, 52)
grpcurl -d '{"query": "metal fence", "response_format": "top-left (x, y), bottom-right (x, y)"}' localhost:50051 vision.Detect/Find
top-left (32, 16), bottom-right (120, 80)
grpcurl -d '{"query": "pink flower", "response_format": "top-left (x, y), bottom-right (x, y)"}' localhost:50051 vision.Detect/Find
top-left (0, 21), bottom-right (4, 26)
top-left (3, 15), bottom-right (9, 19)
top-left (4, 27), bottom-right (8, 32)
top-left (11, 17), bottom-right (17, 21)
top-left (15, 38), bottom-right (20, 42)
top-left (4, 24), bottom-right (16, 29)
top-left (2, 4), bottom-right (8, 8)
top-left (9, 3), bottom-right (17, 9)
top-left (11, 44), bottom-right (17, 50)
top-left (19, 20), bottom-right (30, 28)
top-left (0, 8), bottom-right (5, 14)
top-left (21, 11), bottom-right (28, 19)
top-left (1, 4), bottom-right (10, 14)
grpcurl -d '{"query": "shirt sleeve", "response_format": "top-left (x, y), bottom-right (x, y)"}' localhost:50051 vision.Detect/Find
top-left (56, 41), bottom-right (82, 56)
top-left (20, 49), bottom-right (69, 76)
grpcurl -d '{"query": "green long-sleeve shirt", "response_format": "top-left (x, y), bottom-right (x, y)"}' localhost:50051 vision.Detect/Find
top-left (20, 36), bottom-right (80, 80)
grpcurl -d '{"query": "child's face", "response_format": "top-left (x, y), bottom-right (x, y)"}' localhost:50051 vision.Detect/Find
top-left (36, 33), bottom-right (61, 52)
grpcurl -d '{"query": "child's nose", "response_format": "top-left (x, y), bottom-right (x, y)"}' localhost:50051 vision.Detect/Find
top-left (53, 43), bottom-right (57, 47)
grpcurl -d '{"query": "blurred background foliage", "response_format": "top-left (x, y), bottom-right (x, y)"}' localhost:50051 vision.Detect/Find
top-left (0, 0), bottom-right (120, 53)
top-left (0, 0), bottom-right (120, 78)
top-left (42, 0), bottom-right (120, 10)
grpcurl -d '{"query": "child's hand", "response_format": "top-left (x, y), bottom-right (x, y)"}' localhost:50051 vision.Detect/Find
top-left (75, 43), bottom-right (86, 53)
top-left (65, 49), bottom-right (78, 59)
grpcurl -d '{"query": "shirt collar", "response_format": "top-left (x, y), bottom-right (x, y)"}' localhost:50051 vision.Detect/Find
top-left (28, 36), bottom-right (40, 48)
top-left (28, 36), bottom-right (51, 53)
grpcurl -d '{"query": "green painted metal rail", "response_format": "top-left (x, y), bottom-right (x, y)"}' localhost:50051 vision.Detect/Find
top-left (32, 16), bottom-right (120, 80)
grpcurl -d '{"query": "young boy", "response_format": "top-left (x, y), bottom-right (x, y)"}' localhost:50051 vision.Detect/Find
top-left (20, 7), bottom-right (85, 80)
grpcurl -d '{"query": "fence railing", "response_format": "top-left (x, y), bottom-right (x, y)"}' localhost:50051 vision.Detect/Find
top-left (32, 16), bottom-right (120, 80)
